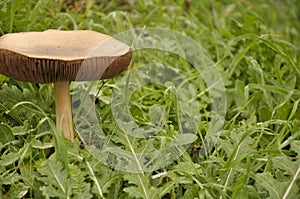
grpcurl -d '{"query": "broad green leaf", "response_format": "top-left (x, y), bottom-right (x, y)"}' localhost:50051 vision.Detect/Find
top-left (173, 161), bottom-right (201, 176)
top-left (149, 104), bottom-right (165, 125)
top-left (233, 79), bottom-right (245, 107)
top-left (259, 106), bottom-right (272, 122)
top-left (0, 123), bottom-right (14, 144)
top-left (175, 133), bottom-right (196, 146)
top-left (0, 74), bottom-right (8, 83)
top-left (11, 126), bottom-right (29, 136)
top-left (291, 140), bottom-right (300, 156)
top-left (275, 102), bottom-right (293, 120)
top-left (31, 139), bottom-right (54, 149)
top-left (0, 152), bottom-right (19, 166)
top-left (232, 184), bottom-right (248, 199)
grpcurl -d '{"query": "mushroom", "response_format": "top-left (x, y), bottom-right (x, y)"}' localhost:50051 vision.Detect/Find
top-left (0, 30), bottom-right (131, 141)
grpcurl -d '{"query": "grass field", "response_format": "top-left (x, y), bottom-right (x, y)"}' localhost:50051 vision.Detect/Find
top-left (0, 0), bottom-right (300, 198)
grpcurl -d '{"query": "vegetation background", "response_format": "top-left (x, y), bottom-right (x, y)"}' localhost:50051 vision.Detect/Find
top-left (0, 0), bottom-right (300, 198)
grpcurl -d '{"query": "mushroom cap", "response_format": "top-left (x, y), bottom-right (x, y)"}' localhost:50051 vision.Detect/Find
top-left (0, 30), bottom-right (131, 83)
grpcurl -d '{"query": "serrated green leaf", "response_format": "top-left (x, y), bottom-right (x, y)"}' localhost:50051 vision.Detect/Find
top-left (2, 183), bottom-right (28, 199)
top-left (69, 163), bottom-right (92, 199)
top-left (40, 184), bottom-right (66, 199)
top-left (69, 164), bottom-right (86, 191)
top-left (123, 174), bottom-right (151, 199)
top-left (37, 160), bottom-right (70, 198)
top-left (167, 170), bottom-right (194, 185)
top-left (272, 156), bottom-right (298, 176)
top-left (2, 170), bottom-right (21, 185)
top-left (72, 184), bottom-right (93, 199)
top-left (255, 173), bottom-right (285, 199)
top-left (157, 181), bottom-right (176, 198)
top-left (98, 172), bottom-right (122, 194)
top-left (85, 159), bottom-right (104, 198)
top-left (123, 187), bottom-right (145, 198)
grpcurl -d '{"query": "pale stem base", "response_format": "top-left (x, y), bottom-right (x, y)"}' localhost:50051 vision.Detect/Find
top-left (54, 81), bottom-right (74, 141)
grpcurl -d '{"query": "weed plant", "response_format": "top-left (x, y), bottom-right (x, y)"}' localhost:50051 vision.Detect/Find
top-left (0, 0), bottom-right (300, 198)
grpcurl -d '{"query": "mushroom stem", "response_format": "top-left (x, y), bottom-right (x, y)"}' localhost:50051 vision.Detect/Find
top-left (54, 81), bottom-right (74, 141)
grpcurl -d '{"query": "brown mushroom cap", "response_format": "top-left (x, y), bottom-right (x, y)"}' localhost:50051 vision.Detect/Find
top-left (0, 30), bottom-right (131, 83)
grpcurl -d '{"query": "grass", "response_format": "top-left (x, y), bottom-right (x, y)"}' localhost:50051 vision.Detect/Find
top-left (0, 0), bottom-right (300, 198)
